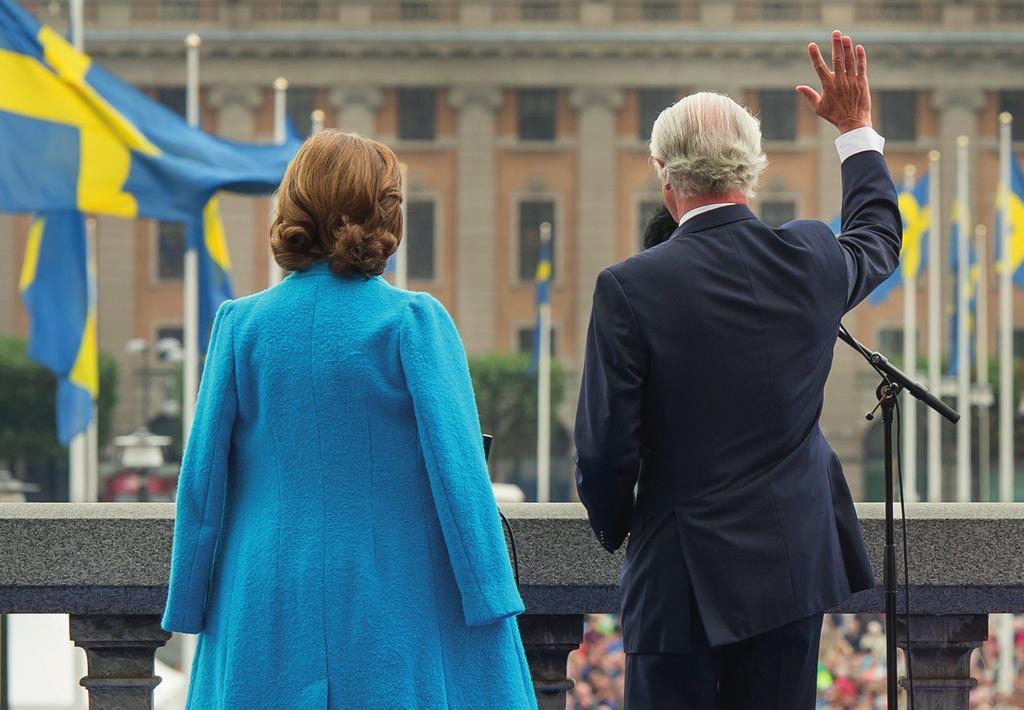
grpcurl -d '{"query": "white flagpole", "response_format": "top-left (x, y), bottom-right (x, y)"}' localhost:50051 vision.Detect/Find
top-left (268, 78), bottom-right (288, 287)
top-left (999, 111), bottom-right (1014, 504)
top-left (182, 33), bottom-right (201, 445)
top-left (536, 222), bottom-right (553, 503)
top-left (396, 164), bottom-right (408, 290)
top-left (180, 30), bottom-right (203, 688)
top-left (956, 135), bottom-right (972, 502)
top-left (927, 149), bottom-right (943, 501)
top-left (902, 164), bottom-right (919, 501)
top-left (311, 108), bottom-right (325, 135)
top-left (67, 0), bottom-right (89, 504)
top-left (975, 225), bottom-right (990, 501)
top-left (85, 216), bottom-right (99, 503)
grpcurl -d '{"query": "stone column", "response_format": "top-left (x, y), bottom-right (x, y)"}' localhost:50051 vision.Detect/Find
top-left (209, 86), bottom-right (263, 297)
top-left (571, 88), bottom-right (622, 369)
top-left (328, 87), bottom-right (383, 137)
top-left (449, 86), bottom-right (502, 353)
top-left (518, 614), bottom-right (584, 710)
top-left (95, 216), bottom-right (138, 435)
top-left (69, 614), bottom-right (171, 710)
top-left (896, 614), bottom-right (987, 710)
top-left (0, 216), bottom-right (17, 334)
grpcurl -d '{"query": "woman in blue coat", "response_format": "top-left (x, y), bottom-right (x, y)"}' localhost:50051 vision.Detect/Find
top-left (162, 130), bottom-right (536, 709)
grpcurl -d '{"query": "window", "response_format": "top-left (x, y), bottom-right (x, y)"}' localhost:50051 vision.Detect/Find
top-left (1000, 91), bottom-right (1024, 141)
top-left (641, 2), bottom-right (680, 20)
top-left (406, 200), bottom-right (436, 281)
top-left (287, 88), bottom-right (317, 138)
top-left (517, 326), bottom-right (558, 358)
top-left (155, 88), bottom-right (186, 119)
top-left (280, 0), bottom-right (318, 20)
top-left (521, 2), bottom-right (559, 20)
top-left (877, 327), bottom-right (905, 362)
top-left (398, 88), bottom-right (437, 141)
top-left (518, 200), bottom-right (556, 281)
top-left (760, 200), bottom-right (796, 227)
top-left (400, 1), bottom-right (435, 20)
top-left (880, 91), bottom-right (917, 142)
top-left (637, 199), bottom-right (666, 249)
top-left (637, 89), bottom-right (677, 141)
top-left (517, 89), bottom-right (557, 141)
top-left (157, 222), bottom-right (186, 281)
top-left (155, 327), bottom-right (184, 362)
top-left (759, 90), bottom-right (796, 141)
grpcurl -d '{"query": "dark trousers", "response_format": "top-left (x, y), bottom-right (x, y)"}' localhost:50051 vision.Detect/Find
top-left (624, 611), bottom-right (824, 710)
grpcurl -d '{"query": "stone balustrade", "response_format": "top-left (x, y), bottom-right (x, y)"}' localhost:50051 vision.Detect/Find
top-left (1, 502), bottom-right (1023, 708)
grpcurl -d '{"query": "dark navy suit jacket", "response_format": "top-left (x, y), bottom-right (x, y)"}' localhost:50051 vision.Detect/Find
top-left (574, 150), bottom-right (902, 651)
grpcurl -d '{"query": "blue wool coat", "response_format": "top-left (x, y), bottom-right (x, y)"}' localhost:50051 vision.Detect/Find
top-left (162, 262), bottom-right (536, 709)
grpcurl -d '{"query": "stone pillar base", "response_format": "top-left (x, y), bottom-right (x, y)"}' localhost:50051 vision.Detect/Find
top-left (897, 614), bottom-right (987, 710)
top-left (519, 613), bottom-right (584, 710)
top-left (69, 615), bottom-right (171, 710)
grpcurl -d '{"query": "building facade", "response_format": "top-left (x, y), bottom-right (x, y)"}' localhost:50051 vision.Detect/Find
top-left (3, 0), bottom-right (1024, 499)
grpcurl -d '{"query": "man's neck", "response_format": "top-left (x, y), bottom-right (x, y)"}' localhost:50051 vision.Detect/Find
top-left (673, 193), bottom-right (748, 222)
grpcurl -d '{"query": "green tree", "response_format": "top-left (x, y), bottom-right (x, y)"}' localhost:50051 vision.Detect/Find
top-left (0, 335), bottom-right (118, 461)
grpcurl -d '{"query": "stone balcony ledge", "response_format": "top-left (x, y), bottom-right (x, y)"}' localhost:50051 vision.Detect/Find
top-left (0, 502), bottom-right (1022, 708)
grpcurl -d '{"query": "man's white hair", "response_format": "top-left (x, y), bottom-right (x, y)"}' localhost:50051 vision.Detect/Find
top-left (649, 92), bottom-right (768, 199)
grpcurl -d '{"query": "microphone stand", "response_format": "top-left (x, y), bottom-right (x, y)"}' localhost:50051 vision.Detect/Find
top-left (837, 325), bottom-right (959, 709)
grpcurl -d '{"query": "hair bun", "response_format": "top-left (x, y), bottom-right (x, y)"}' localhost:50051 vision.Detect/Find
top-left (330, 221), bottom-right (399, 277)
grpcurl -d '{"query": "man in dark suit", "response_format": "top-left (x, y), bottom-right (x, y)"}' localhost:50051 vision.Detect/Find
top-left (574, 31), bottom-right (901, 709)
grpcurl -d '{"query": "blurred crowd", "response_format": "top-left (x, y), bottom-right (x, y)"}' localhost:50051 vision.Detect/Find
top-left (567, 614), bottom-right (1024, 709)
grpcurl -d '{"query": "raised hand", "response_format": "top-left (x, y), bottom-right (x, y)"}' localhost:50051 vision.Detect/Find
top-left (796, 30), bottom-right (872, 134)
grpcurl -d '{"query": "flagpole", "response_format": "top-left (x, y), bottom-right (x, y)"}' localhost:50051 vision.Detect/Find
top-left (85, 216), bottom-right (99, 503)
top-left (182, 33), bottom-right (201, 448)
top-left (180, 32), bottom-right (202, 685)
top-left (927, 149), bottom-right (943, 501)
top-left (311, 109), bottom-right (325, 136)
top-left (536, 222), bottom-right (553, 503)
top-left (902, 164), bottom-right (919, 501)
top-left (268, 78), bottom-right (288, 288)
top-left (976, 224), bottom-right (990, 501)
top-left (396, 164), bottom-right (408, 290)
top-left (956, 135), bottom-right (972, 502)
top-left (999, 111), bottom-right (1014, 504)
top-left (67, 0), bottom-right (92, 505)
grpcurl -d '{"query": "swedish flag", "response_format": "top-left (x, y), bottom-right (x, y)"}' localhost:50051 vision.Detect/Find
top-left (0, 0), bottom-right (299, 220)
top-left (190, 197), bottom-right (233, 351)
top-left (948, 200), bottom-right (978, 377)
top-left (19, 211), bottom-right (97, 444)
top-left (527, 231), bottom-right (553, 374)
top-left (995, 153), bottom-right (1024, 286)
top-left (869, 172), bottom-right (930, 305)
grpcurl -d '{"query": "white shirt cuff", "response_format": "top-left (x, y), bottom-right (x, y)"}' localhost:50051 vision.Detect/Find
top-left (834, 127), bottom-right (885, 163)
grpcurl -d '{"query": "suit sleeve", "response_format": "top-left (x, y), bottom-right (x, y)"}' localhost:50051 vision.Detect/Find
top-left (400, 294), bottom-right (524, 626)
top-left (162, 301), bottom-right (237, 634)
top-left (836, 150), bottom-right (903, 311)
top-left (574, 269), bottom-right (647, 553)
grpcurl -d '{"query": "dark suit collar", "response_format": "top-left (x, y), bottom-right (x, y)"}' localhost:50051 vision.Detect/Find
top-left (675, 204), bottom-right (758, 236)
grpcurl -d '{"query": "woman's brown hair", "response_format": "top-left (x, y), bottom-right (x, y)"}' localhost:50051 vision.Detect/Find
top-left (271, 130), bottom-right (403, 277)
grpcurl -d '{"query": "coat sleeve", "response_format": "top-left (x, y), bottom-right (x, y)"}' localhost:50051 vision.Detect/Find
top-left (399, 294), bottom-right (525, 626)
top-left (162, 301), bottom-right (238, 634)
top-left (837, 150), bottom-right (903, 311)
top-left (573, 268), bottom-right (647, 553)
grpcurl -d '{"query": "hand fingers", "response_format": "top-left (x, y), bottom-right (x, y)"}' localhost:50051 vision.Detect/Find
top-left (843, 35), bottom-right (856, 75)
top-left (807, 43), bottom-right (832, 85)
top-left (831, 30), bottom-right (844, 76)
top-left (795, 85), bottom-right (822, 109)
top-left (856, 44), bottom-right (868, 79)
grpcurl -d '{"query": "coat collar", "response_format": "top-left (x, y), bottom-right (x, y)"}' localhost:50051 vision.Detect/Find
top-left (674, 204), bottom-right (758, 236)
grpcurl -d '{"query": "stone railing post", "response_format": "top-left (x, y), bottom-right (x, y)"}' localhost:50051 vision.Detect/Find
top-left (69, 615), bottom-right (171, 710)
top-left (896, 614), bottom-right (987, 710)
top-left (518, 614), bottom-right (584, 709)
